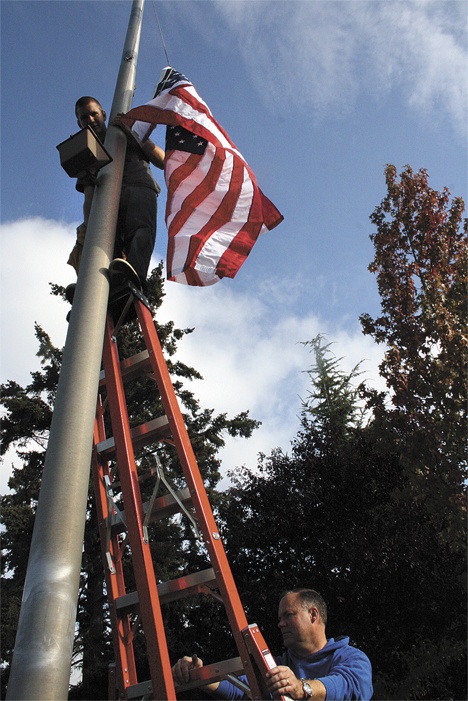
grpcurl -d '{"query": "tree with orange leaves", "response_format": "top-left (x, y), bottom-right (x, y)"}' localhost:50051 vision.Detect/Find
top-left (360, 164), bottom-right (467, 548)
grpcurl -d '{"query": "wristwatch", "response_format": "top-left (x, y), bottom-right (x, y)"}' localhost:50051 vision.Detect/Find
top-left (300, 679), bottom-right (313, 699)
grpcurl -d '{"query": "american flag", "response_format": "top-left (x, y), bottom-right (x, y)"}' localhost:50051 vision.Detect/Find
top-left (121, 68), bottom-right (283, 286)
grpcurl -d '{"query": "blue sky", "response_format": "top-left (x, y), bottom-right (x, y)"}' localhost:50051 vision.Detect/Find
top-left (1, 0), bottom-right (467, 491)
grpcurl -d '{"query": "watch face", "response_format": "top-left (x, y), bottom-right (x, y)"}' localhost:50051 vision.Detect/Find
top-left (302, 680), bottom-right (313, 698)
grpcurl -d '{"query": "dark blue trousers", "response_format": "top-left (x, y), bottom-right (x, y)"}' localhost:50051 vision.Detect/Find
top-left (115, 184), bottom-right (158, 292)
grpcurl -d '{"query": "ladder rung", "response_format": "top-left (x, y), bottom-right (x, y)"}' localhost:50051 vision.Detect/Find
top-left (111, 487), bottom-right (193, 534)
top-left (177, 656), bottom-right (245, 692)
top-left (115, 590), bottom-right (139, 615)
top-left (99, 349), bottom-right (153, 387)
top-left (158, 567), bottom-right (218, 604)
top-left (97, 415), bottom-right (171, 456)
top-left (125, 679), bottom-right (153, 699)
top-left (115, 568), bottom-right (217, 614)
top-left (125, 657), bottom-right (244, 698)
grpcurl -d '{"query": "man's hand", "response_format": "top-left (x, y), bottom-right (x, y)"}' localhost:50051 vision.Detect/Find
top-left (172, 654), bottom-right (203, 685)
top-left (266, 668), bottom-right (327, 701)
top-left (109, 114), bottom-right (133, 136)
top-left (172, 654), bottom-right (220, 695)
top-left (110, 114), bottom-right (165, 169)
top-left (265, 665), bottom-right (303, 699)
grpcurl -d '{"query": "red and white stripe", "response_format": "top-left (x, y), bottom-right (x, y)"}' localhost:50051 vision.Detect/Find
top-left (122, 77), bottom-right (283, 286)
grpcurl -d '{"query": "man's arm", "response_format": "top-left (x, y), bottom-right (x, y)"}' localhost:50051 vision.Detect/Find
top-left (82, 184), bottom-right (95, 225)
top-left (140, 139), bottom-right (165, 169)
top-left (315, 650), bottom-right (373, 701)
top-left (110, 115), bottom-right (165, 169)
top-left (267, 646), bottom-right (373, 701)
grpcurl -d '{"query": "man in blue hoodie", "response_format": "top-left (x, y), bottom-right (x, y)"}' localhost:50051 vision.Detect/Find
top-left (172, 588), bottom-right (373, 700)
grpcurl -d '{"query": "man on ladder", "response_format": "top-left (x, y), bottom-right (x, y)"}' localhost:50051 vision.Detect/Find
top-left (68, 95), bottom-right (165, 296)
top-left (172, 589), bottom-right (373, 700)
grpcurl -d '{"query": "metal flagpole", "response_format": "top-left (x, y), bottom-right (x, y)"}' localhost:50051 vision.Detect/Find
top-left (6, 2), bottom-right (145, 698)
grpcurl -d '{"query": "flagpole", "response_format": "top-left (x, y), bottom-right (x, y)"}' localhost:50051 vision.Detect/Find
top-left (6, 2), bottom-right (145, 698)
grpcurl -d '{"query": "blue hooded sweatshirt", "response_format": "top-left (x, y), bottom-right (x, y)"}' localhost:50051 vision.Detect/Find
top-left (217, 636), bottom-right (373, 700)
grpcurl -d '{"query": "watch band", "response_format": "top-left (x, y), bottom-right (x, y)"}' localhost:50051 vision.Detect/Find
top-left (300, 678), bottom-right (313, 699)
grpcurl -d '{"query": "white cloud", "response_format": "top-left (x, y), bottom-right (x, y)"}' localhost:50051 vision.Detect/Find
top-left (1, 217), bottom-right (385, 494)
top-left (369, 2), bottom-right (467, 132)
top-left (158, 274), bottom-right (386, 486)
top-left (0, 218), bottom-right (76, 386)
top-left (212, 0), bottom-right (467, 135)
top-left (1, 218), bottom-right (76, 493)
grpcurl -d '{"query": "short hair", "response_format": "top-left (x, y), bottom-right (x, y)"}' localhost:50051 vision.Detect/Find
top-left (75, 96), bottom-right (103, 117)
top-left (281, 587), bottom-right (328, 625)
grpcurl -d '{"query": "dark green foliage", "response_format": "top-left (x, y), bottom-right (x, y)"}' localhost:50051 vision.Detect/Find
top-left (218, 340), bottom-right (465, 700)
top-left (215, 169), bottom-right (467, 701)
top-left (1, 327), bottom-right (59, 697)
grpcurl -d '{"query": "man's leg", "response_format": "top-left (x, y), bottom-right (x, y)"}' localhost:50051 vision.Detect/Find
top-left (118, 186), bottom-right (157, 294)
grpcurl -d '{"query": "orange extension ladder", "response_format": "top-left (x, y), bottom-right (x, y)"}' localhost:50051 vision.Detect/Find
top-left (91, 278), bottom-right (288, 701)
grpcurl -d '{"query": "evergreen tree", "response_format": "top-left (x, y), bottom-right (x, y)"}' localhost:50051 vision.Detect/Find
top-left (1, 263), bottom-right (259, 699)
top-left (218, 338), bottom-right (390, 666)
top-left (219, 339), bottom-right (465, 700)
top-left (1, 325), bottom-right (59, 695)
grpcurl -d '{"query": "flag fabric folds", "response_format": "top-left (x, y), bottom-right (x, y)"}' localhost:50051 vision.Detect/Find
top-left (121, 67), bottom-right (283, 286)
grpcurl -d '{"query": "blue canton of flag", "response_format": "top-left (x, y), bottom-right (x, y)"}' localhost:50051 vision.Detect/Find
top-left (153, 68), bottom-right (189, 98)
top-left (166, 125), bottom-right (208, 155)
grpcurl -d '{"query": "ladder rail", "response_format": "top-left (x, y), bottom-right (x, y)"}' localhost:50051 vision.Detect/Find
top-left (135, 302), bottom-right (269, 699)
top-left (100, 314), bottom-right (177, 700)
top-left (136, 303), bottom-right (251, 621)
top-left (92, 396), bottom-right (138, 695)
